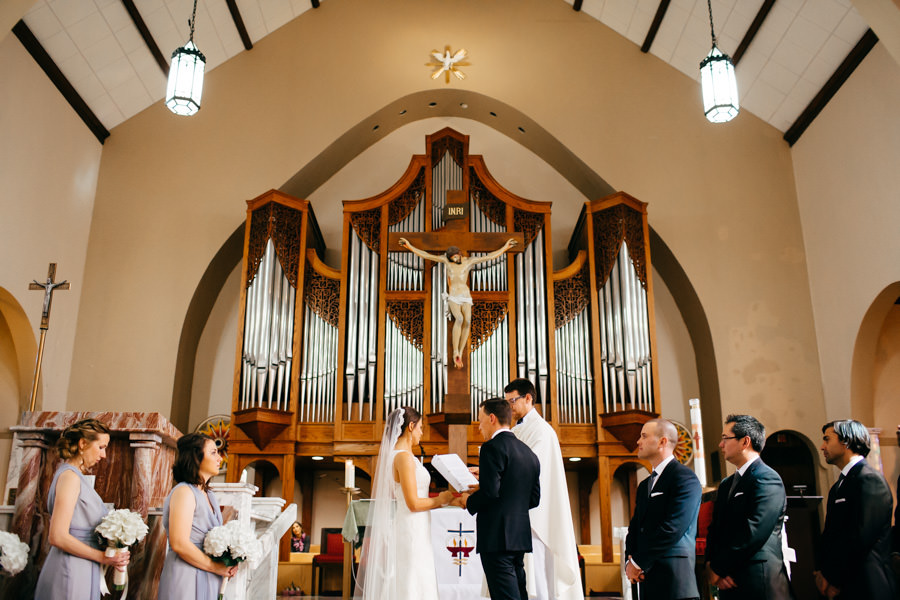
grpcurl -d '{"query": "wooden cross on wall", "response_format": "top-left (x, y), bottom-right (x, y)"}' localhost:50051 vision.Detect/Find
top-left (27, 263), bottom-right (70, 410)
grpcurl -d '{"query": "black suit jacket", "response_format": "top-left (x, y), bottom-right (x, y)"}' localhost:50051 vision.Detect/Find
top-left (467, 430), bottom-right (540, 554)
top-left (817, 460), bottom-right (896, 599)
top-left (706, 458), bottom-right (793, 600)
top-left (625, 458), bottom-right (702, 600)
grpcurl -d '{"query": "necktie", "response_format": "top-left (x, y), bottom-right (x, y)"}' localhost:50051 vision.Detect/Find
top-left (728, 471), bottom-right (742, 500)
top-left (516, 418), bottom-right (524, 425)
top-left (647, 471), bottom-right (657, 498)
top-left (836, 473), bottom-right (845, 488)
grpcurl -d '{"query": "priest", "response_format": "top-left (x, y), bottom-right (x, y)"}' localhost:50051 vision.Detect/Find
top-left (504, 378), bottom-right (582, 600)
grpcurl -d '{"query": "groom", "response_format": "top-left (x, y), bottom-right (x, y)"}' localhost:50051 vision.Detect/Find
top-left (459, 398), bottom-right (541, 600)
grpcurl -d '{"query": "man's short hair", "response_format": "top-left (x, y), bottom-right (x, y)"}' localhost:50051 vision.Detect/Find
top-left (725, 414), bottom-right (766, 452)
top-left (504, 378), bottom-right (536, 403)
top-left (823, 420), bottom-right (871, 457)
top-left (446, 246), bottom-right (461, 259)
top-left (481, 398), bottom-right (511, 426)
top-left (647, 418), bottom-right (678, 450)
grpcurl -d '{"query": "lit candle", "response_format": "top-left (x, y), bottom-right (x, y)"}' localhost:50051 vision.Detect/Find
top-left (345, 459), bottom-right (355, 489)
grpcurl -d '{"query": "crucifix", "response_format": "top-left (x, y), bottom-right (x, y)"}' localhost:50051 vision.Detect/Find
top-left (27, 263), bottom-right (70, 411)
top-left (389, 190), bottom-right (523, 458)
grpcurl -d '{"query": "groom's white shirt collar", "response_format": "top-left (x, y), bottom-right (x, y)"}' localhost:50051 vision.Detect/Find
top-left (491, 427), bottom-right (511, 439)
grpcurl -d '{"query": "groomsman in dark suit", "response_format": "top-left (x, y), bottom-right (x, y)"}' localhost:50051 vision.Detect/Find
top-left (705, 414), bottom-right (794, 599)
top-left (460, 398), bottom-right (541, 600)
top-left (815, 419), bottom-right (896, 599)
top-left (625, 418), bottom-right (702, 600)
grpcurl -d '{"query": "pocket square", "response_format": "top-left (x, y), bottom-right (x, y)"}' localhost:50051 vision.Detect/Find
top-left (835, 498), bottom-right (846, 504)
top-left (733, 492), bottom-right (744, 497)
top-left (650, 492), bottom-right (664, 498)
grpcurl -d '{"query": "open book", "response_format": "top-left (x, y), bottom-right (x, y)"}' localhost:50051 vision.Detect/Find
top-left (431, 453), bottom-right (479, 492)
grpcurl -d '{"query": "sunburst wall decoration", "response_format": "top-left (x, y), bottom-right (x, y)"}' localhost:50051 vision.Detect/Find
top-left (427, 46), bottom-right (470, 83)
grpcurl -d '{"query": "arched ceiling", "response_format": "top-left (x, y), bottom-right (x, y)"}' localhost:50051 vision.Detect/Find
top-left (10, 0), bottom-right (880, 145)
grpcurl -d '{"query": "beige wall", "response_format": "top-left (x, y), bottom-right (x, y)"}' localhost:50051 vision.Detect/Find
top-left (791, 43), bottom-right (900, 437)
top-left (873, 305), bottom-right (900, 504)
top-left (0, 33), bottom-right (102, 413)
top-left (61, 0), bottom-right (823, 463)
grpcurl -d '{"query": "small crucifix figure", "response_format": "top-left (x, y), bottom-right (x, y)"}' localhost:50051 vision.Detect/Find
top-left (398, 237), bottom-right (517, 368)
top-left (27, 263), bottom-right (70, 410)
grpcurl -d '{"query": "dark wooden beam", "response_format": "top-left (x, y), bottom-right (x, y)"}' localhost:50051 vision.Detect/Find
top-left (120, 0), bottom-right (168, 74)
top-left (226, 0), bottom-right (253, 50)
top-left (732, 0), bottom-right (775, 66)
top-left (12, 20), bottom-right (109, 144)
top-left (783, 28), bottom-right (878, 147)
top-left (641, 0), bottom-right (670, 53)
top-left (573, 0), bottom-right (583, 11)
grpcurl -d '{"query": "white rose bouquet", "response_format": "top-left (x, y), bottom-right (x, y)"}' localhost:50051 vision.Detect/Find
top-left (0, 530), bottom-right (29, 576)
top-left (95, 509), bottom-right (149, 592)
top-left (203, 520), bottom-right (262, 599)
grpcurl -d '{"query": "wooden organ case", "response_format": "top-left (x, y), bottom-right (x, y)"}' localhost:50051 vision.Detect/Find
top-left (227, 128), bottom-right (661, 562)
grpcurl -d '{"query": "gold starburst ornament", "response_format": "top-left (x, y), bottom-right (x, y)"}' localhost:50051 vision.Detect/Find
top-left (427, 46), bottom-right (469, 83)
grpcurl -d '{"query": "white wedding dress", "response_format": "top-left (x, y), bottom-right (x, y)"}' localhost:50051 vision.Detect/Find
top-left (391, 449), bottom-right (440, 600)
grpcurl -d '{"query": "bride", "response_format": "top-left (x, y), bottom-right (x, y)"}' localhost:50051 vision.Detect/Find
top-left (355, 406), bottom-right (454, 600)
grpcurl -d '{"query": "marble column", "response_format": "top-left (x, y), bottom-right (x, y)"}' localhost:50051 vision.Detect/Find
top-left (129, 432), bottom-right (163, 519)
top-left (10, 431), bottom-right (50, 544)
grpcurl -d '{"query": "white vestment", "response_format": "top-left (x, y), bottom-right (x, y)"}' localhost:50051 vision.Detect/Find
top-left (513, 410), bottom-right (582, 600)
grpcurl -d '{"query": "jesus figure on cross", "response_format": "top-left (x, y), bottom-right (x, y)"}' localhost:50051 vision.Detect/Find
top-left (399, 237), bottom-right (517, 369)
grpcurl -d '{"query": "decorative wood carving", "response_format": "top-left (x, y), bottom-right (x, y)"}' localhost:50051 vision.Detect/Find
top-left (246, 202), bottom-right (304, 288)
top-left (514, 209), bottom-right (545, 247)
top-left (470, 301), bottom-right (508, 350)
top-left (350, 208), bottom-right (381, 254)
top-left (431, 135), bottom-right (465, 168)
top-left (304, 264), bottom-right (340, 328)
top-left (388, 168), bottom-right (426, 226)
top-left (591, 204), bottom-right (647, 289)
top-left (469, 168), bottom-right (506, 226)
top-left (553, 262), bottom-right (590, 329)
top-left (386, 300), bottom-right (424, 349)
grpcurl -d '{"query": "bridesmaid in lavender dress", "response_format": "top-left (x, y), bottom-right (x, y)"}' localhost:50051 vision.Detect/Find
top-left (35, 418), bottom-right (130, 600)
top-left (157, 433), bottom-right (237, 600)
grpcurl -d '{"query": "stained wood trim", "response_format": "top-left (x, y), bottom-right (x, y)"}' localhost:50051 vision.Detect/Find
top-left (641, 0), bottom-right (670, 54)
top-left (783, 29), bottom-right (878, 147)
top-left (468, 156), bottom-right (552, 213)
top-left (12, 20), bottom-right (109, 144)
top-left (120, 0), bottom-right (168, 74)
top-left (342, 156), bottom-right (428, 212)
top-left (225, 0), bottom-right (253, 51)
top-left (732, 0), bottom-right (775, 66)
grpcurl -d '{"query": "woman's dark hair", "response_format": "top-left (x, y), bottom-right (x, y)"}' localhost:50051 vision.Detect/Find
top-left (56, 418), bottom-right (111, 460)
top-left (173, 433), bottom-right (214, 488)
top-left (823, 420), bottom-right (871, 457)
top-left (399, 406), bottom-right (422, 435)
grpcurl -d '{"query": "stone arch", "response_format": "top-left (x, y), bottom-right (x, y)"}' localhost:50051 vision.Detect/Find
top-left (0, 287), bottom-right (37, 412)
top-left (169, 90), bottom-right (719, 463)
top-left (850, 282), bottom-right (900, 425)
top-left (762, 429), bottom-right (823, 496)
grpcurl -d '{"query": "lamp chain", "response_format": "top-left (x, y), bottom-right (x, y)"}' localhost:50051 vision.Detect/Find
top-left (188, 0), bottom-right (199, 43)
top-left (706, 0), bottom-right (717, 47)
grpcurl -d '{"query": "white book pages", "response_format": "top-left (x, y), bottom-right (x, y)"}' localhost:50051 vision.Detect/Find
top-left (431, 453), bottom-right (479, 492)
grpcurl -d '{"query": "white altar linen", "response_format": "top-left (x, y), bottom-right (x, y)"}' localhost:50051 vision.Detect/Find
top-left (430, 506), bottom-right (489, 600)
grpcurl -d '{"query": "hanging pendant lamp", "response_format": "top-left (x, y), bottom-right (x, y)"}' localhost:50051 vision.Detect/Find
top-left (166, 0), bottom-right (206, 116)
top-left (699, 0), bottom-right (739, 123)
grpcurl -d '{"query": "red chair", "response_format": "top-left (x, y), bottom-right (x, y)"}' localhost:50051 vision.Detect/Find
top-left (312, 528), bottom-right (345, 596)
top-left (695, 500), bottom-right (714, 555)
